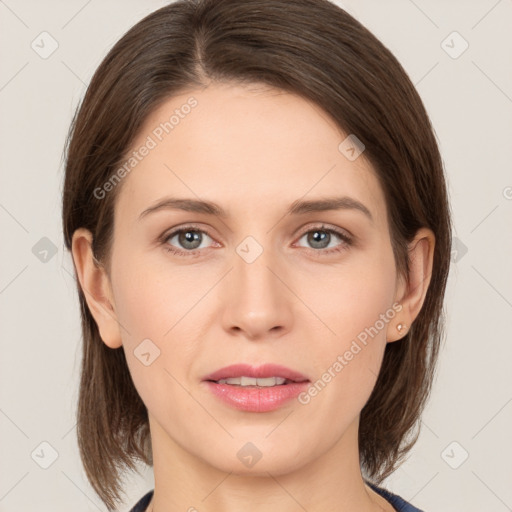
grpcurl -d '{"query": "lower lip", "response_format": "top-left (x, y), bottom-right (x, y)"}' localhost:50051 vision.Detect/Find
top-left (203, 381), bottom-right (310, 412)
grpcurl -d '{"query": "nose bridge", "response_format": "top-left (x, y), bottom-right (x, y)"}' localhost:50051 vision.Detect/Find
top-left (235, 232), bottom-right (281, 301)
top-left (221, 230), bottom-right (292, 336)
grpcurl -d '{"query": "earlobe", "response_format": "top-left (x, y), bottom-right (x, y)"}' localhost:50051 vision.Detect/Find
top-left (71, 228), bottom-right (123, 349)
top-left (388, 227), bottom-right (435, 343)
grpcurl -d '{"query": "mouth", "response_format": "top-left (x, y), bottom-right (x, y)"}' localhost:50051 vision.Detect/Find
top-left (202, 363), bottom-right (310, 385)
top-left (206, 376), bottom-right (304, 387)
top-left (207, 376), bottom-right (295, 388)
top-left (201, 364), bottom-right (310, 412)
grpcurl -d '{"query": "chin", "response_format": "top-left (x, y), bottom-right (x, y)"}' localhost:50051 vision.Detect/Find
top-left (200, 442), bottom-right (307, 477)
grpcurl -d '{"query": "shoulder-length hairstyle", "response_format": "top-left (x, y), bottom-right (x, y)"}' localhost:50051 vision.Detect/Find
top-left (62, 0), bottom-right (452, 509)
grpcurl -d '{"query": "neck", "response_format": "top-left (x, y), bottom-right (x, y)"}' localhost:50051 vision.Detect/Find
top-left (145, 414), bottom-right (393, 512)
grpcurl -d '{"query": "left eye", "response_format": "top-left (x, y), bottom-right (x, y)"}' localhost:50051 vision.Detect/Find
top-left (164, 227), bottom-right (214, 254)
top-left (295, 226), bottom-right (352, 253)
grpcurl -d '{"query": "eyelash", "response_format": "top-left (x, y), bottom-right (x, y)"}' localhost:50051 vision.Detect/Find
top-left (161, 223), bottom-right (353, 258)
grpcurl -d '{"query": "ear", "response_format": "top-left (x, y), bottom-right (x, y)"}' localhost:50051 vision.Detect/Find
top-left (71, 228), bottom-right (123, 349)
top-left (388, 227), bottom-right (435, 342)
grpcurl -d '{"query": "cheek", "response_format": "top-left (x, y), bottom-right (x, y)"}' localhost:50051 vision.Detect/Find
top-left (111, 250), bottom-right (179, 340)
top-left (301, 247), bottom-right (397, 405)
top-left (111, 263), bottom-right (196, 420)
top-left (306, 244), bottom-right (397, 344)
top-left (110, 251), bottom-right (205, 391)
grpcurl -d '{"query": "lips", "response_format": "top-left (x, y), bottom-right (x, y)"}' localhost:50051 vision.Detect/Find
top-left (202, 363), bottom-right (309, 383)
top-left (202, 363), bottom-right (311, 412)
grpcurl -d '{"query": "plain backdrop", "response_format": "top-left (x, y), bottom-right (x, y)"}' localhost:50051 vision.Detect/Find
top-left (1, 0), bottom-right (511, 511)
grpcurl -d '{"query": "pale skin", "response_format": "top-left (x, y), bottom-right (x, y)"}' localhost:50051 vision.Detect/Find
top-left (71, 82), bottom-right (435, 512)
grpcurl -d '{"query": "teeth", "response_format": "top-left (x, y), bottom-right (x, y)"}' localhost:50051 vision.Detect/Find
top-left (217, 376), bottom-right (287, 386)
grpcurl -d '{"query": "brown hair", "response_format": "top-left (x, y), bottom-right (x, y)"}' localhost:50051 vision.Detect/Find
top-left (61, 0), bottom-right (452, 509)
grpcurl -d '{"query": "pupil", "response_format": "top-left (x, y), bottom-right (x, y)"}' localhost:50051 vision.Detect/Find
top-left (180, 230), bottom-right (201, 249)
top-left (309, 230), bottom-right (329, 249)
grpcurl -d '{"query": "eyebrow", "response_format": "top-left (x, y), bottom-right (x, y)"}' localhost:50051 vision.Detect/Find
top-left (138, 195), bottom-right (373, 222)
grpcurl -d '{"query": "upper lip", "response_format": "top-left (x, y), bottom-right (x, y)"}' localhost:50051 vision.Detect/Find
top-left (202, 363), bottom-right (310, 383)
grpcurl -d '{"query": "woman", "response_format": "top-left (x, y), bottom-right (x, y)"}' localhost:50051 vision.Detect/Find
top-left (61, 0), bottom-right (452, 511)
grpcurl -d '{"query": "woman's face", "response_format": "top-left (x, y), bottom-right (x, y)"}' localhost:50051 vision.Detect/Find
top-left (87, 82), bottom-right (413, 475)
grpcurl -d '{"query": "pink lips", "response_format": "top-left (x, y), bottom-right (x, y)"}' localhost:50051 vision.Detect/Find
top-left (202, 363), bottom-right (310, 413)
top-left (202, 363), bottom-right (309, 383)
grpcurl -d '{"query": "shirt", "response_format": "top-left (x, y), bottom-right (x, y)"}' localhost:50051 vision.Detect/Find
top-left (128, 482), bottom-right (425, 512)
top-left (367, 481), bottom-right (425, 511)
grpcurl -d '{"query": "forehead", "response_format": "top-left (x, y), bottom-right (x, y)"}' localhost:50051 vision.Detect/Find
top-left (115, 82), bottom-right (387, 228)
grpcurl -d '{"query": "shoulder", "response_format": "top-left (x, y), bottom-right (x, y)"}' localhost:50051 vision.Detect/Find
top-left (128, 489), bottom-right (154, 512)
top-left (366, 481), bottom-right (426, 512)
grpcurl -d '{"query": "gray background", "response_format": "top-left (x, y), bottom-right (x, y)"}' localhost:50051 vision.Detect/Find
top-left (1, 0), bottom-right (511, 510)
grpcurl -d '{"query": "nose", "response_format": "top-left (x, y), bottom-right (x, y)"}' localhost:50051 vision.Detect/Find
top-left (221, 242), bottom-right (294, 341)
